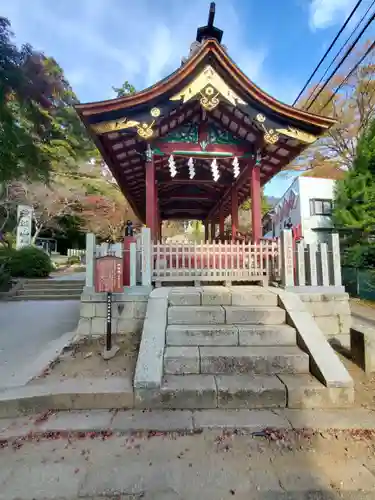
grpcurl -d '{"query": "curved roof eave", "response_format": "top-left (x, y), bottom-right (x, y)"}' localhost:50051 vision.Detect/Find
top-left (76, 39), bottom-right (335, 131)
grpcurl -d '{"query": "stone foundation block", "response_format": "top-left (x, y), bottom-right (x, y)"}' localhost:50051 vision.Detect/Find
top-left (133, 301), bottom-right (147, 319)
top-left (168, 305), bottom-right (225, 325)
top-left (76, 318), bottom-right (92, 337)
top-left (307, 301), bottom-right (351, 317)
top-left (279, 374), bottom-right (354, 409)
top-left (351, 325), bottom-right (375, 375)
top-left (338, 314), bottom-right (352, 333)
top-left (95, 302), bottom-right (134, 319)
top-left (201, 286), bottom-right (231, 305)
top-left (230, 288), bottom-right (278, 307)
top-left (160, 375), bottom-right (217, 409)
top-left (224, 306), bottom-right (286, 325)
top-left (80, 303), bottom-right (95, 319)
top-left (200, 346), bottom-right (309, 375)
top-left (169, 288), bottom-right (201, 306)
top-left (117, 318), bottom-right (143, 334)
top-left (238, 325), bottom-right (296, 346)
top-left (164, 346), bottom-right (200, 374)
top-left (216, 374), bottom-right (286, 409)
top-left (314, 316), bottom-right (340, 335)
top-left (166, 324), bottom-right (238, 346)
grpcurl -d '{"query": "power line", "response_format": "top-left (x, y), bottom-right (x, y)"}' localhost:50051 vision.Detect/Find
top-left (293, 0), bottom-right (364, 106)
top-left (318, 38), bottom-right (375, 113)
top-left (305, 10), bottom-right (375, 111)
top-left (303, 0), bottom-right (375, 109)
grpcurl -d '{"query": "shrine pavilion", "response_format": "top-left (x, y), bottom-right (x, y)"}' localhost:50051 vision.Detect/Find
top-left (76, 3), bottom-right (335, 244)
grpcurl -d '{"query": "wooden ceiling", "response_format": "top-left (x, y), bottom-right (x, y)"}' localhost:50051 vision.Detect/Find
top-left (95, 100), bottom-right (305, 221)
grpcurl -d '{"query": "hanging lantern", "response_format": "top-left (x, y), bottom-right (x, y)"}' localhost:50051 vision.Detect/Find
top-left (232, 156), bottom-right (240, 178)
top-left (168, 155), bottom-right (177, 177)
top-left (211, 158), bottom-right (220, 182)
top-left (188, 157), bottom-right (195, 179)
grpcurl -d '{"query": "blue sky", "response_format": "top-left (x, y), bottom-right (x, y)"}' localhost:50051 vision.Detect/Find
top-left (1, 0), bottom-right (371, 198)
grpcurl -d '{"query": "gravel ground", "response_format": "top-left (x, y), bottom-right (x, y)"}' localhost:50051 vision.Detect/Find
top-left (2, 427), bottom-right (375, 499)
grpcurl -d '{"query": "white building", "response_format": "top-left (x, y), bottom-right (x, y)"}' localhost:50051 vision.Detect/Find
top-left (263, 177), bottom-right (336, 244)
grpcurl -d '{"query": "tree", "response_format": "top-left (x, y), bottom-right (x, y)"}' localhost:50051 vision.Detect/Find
top-left (288, 41), bottom-right (375, 176)
top-left (81, 195), bottom-right (131, 242)
top-left (18, 181), bottom-right (84, 243)
top-left (333, 117), bottom-right (375, 239)
top-left (112, 81), bottom-right (136, 97)
top-left (0, 17), bottom-right (95, 183)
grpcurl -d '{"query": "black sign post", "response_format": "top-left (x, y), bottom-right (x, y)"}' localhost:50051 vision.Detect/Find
top-left (106, 292), bottom-right (112, 352)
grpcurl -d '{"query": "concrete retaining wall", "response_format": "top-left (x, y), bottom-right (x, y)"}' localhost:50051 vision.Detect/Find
top-left (297, 291), bottom-right (351, 346)
top-left (76, 286), bottom-right (151, 338)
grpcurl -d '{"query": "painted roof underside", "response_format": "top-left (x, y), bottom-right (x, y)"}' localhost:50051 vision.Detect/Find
top-left (76, 39), bottom-right (335, 222)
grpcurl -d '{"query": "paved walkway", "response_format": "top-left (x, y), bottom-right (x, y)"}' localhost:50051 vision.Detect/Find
top-left (2, 409), bottom-right (375, 499)
top-left (350, 299), bottom-right (375, 329)
top-left (0, 300), bottom-right (80, 390)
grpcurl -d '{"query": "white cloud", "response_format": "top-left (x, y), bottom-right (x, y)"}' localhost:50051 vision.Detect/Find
top-left (309, 0), bottom-right (357, 30)
top-left (0, 0), bottom-right (283, 102)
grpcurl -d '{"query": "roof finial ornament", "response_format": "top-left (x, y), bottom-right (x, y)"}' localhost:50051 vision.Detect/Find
top-left (196, 2), bottom-right (223, 43)
top-left (181, 2), bottom-right (225, 65)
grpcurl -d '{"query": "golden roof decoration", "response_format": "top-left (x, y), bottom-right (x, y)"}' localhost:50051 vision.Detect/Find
top-left (275, 126), bottom-right (317, 144)
top-left (170, 64), bottom-right (246, 111)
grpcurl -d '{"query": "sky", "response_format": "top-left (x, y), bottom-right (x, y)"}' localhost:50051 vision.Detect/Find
top-left (1, 0), bottom-right (372, 198)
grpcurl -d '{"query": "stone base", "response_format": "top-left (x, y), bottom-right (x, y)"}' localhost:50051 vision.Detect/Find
top-left (77, 286), bottom-right (150, 339)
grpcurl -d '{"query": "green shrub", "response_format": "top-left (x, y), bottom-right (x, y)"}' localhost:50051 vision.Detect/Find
top-left (342, 243), bottom-right (375, 269)
top-left (67, 255), bottom-right (81, 265)
top-left (9, 246), bottom-right (53, 278)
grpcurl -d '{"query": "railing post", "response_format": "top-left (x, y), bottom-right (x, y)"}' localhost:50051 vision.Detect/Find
top-left (85, 233), bottom-right (96, 290)
top-left (330, 232), bottom-right (342, 286)
top-left (296, 241), bottom-right (306, 286)
top-left (129, 242), bottom-right (137, 287)
top-left (141, 227), bottom-right (152, 286)
top-left (320, 243), bottom-right (330, 286)
top-left (280, 229), bottom-right (294, 288)
top-left (307, 243), bottom-right (318, 286)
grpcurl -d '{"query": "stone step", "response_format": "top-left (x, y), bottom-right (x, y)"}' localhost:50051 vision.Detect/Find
top-left (166, 324), bottom-right (296, 347)
top-left (166, 325), bottom-right (239, 346)
top-left (168, 306), bottom-right (225, 325)
top-left (167, 305), bottom-right (286, 325)
top-left (238, 325), bottom-right (296, 346)
top-left (199, 346), bottom-right (309, 375)
top-left (158, 374), bottom-right (286, 409)
top-left (163, 346), bottom-right (309, 375)
top-left (17, 287), bottom-right (83, 296)
top-left (225, 306), bottom-right (286, 325)
top-left (229, 287), bottom-right (278, 307)
top-left (24, 280), bottom-right (85, 287)
top-left (216, 374), bottom-right (286, 408)
top-left (11, 293), bottom-right (81, 301)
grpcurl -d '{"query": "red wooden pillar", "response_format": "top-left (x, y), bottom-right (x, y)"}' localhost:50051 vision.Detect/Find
top-left (154, 185), bottom-right (159, 242)
top-left (146, 154), bottom-right (156, 240)
top-left (210, 221), bottom-right (216, 242)
top-left (251, 164), bottom-right (261, 243)
top-left (219, 206), bottom-right (225, 241)
top-left (204, 221), bottom-right (209, 242)
top-left (231, 187), bottom-right (238, 242)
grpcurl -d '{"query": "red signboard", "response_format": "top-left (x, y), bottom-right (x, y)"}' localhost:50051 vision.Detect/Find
top-left (95, 255), bottom-right (123, 293)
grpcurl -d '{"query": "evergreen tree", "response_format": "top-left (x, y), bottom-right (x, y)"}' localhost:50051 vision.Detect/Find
top-left (333, 118), bottom-right (375, 238)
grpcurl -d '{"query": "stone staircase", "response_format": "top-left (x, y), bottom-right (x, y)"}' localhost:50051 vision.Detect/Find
top-left (152, 286), bottom-right (349, 409)
top-left (11, 279), bottom-right (85, 301)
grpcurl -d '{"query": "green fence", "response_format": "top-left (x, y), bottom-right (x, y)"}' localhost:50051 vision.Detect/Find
top-left (342, 267), bottom-right (375, 301)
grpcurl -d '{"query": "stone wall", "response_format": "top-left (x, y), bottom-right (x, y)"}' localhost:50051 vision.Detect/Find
top-left (76, 286), bottom-right (151, 338)
top-left (297, 291), bottom-right (351, 346)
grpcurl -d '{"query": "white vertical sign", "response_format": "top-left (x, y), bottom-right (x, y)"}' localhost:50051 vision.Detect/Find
top-left (16, 205), bottom-right (33, 249)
